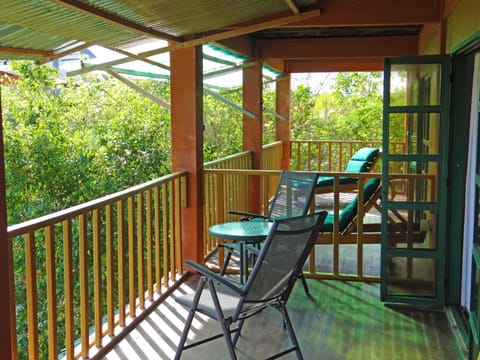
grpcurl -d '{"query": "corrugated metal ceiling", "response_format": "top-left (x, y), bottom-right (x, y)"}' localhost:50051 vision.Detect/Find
top-left (0, 0), bottom-right (319, 61)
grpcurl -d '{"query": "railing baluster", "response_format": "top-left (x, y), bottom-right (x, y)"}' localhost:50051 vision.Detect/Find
top-left (93, 209), bottom-right (102, 348)
top-left (127, 197), bottom-right (136, 317)
top-left (162, 183), bottom-right (169, 284)
top-left (154, 186), bottom-right (161, 294)
top-left (78, 214), bottom-right (89, 359)
top-left (45, 225), bottom-right (58, 360)
top-left (117, 199), bottom-right (126, 327)
top-left (25, 232), bottom-right (39, 360)
top-left (174, 177), bottom-right (182, 275)
top-left (137, 193), bottom-right (145, 310)
top-left (62, 219), bottom-right (74, 360)
top-left (146, 189), bottom-right (153, 301)
top-left (169, 182), bottom-right (175, 280)
top-left (105, 204), bottom-right (115, 336)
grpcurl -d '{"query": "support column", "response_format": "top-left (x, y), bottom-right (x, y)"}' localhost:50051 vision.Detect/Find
top-left (243, 60), bottom-right (263, 213)
top-left (170, 45), bottom-right (204, 266)
top-left (0, 89), bottom-right (14, 358)
top-left (276, 74), bottom-right (291, 170)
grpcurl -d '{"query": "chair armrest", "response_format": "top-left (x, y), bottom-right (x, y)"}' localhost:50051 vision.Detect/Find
top-left (186, 260), bottom-right (245, 294)
top-left (227, 210), bottom-right (268, 221)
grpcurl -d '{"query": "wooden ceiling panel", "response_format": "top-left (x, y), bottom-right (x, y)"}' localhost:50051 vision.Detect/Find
top-left (258, 36), bottom-right (419, 59)
top-left (286, 58), bottom-right (385, 72)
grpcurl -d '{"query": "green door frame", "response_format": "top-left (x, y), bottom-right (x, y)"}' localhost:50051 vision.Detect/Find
top-left (381, 55), bottom-right (451, 307)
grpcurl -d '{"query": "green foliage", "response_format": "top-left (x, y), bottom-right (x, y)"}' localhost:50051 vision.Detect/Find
top-left (2, 62), bottom-right (171, 224)
top-left (312, 72), bottom-right (383, 141)
top-left (2, 61), bottom-right (171, 360)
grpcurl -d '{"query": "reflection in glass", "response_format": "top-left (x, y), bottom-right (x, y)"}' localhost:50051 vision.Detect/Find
top-left (388, 113), bottom-right (440, 155)
top-left (387, 257), bottom-right (436, 297)
top-left (389, 63), bottom-right (441, 106)
top-left (387, 161), bottom-right (438, 202)
top-left (387, 210), bottom-right (436, 249)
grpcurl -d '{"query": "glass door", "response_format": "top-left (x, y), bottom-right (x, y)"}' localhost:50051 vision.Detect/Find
top-left (469, 52), bottom-right (480, 359)
top-left (381, 55), bottom-right (450, 306)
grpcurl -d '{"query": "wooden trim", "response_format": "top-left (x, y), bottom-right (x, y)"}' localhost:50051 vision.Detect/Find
top-left (286, 58), bottom-right (384, 72)
top-left (0, 46), bottom-right (52, 57)
top-left (259, 36), bottom-right (418, 59)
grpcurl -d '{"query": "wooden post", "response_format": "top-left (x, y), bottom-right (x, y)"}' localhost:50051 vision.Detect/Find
top-left (276, 73), bottom-right (291, 170)
top-left (243, 60), bottom-right (263, 214)
top-left (170, 45), bottom-right (204, 266)
top-left (0, 88), bottom-right (15, 358)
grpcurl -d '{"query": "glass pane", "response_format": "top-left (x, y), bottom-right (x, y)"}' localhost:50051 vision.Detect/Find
top-left (387, 162), bottom-right (438, 203)
top-left (389, 63), bottom-right (441, 106)
top-left (387, 210), bottom-right (435, 249)
top-left (388, 113), bottom-right (440, 155)
top-left (387, 257), bottom-right (436, 297)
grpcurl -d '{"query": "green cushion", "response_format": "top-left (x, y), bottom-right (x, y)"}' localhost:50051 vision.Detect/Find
top-left (316, 176), bottom-right (358, 187)
top-left (345, 159), bottom-right (368, 172)
top-left (321, 178), bottom-right (380, 233)
top-left (344, 148), bottom-right (379, 173)
top-left (350, 147), bottom-right (379, 162)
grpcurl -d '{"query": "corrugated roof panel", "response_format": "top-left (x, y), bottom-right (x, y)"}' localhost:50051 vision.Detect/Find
top-left (82, 0), bottom-right (296, 37)
top-left (1, 0), bottom-right (150, 51)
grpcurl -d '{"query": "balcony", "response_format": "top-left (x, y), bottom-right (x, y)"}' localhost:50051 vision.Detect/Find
top-left (7, 140), bottom-right (465, 359)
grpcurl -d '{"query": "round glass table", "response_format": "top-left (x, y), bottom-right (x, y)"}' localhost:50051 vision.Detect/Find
top-left (209, 221), bottom-right (273, 283)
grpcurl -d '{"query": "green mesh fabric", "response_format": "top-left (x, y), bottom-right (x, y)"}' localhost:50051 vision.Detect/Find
top-left (268, 171), bottom-right (319, 219)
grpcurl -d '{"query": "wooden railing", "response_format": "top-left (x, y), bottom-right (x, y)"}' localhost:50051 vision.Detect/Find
top-left (203, 141), bottom-right (284, 256)
top-left (203, 169), bottom-right (282, 268)
top-left (8, 172), bottom-right (187, 360)
top-left (290, 140), bottom-right (406, 173)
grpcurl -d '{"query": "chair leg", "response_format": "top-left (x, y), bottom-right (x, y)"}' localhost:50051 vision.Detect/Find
top-left (208, 279), bottom-right (238, 360)
top-left (220, 248), bottom-right (233, 275)
top-left (174, 277), bottom-right (208, 360)
top-left (298, 273), bottom-right (310, 296)
top-left (280, 304), bottom-right (304, 360)
top-left (232, 318), bottom-right (245, 346)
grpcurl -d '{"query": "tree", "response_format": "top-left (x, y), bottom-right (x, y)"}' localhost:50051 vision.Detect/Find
top-left (312, 72), bottom-right (383, 141)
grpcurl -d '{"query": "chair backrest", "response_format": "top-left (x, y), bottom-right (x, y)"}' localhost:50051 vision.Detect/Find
top-left (344, 147), bottom-right (380, 173)
top-left (268, 171), bottom-right (319, 220)
top-left (243, 212), bottom-right (327, 303)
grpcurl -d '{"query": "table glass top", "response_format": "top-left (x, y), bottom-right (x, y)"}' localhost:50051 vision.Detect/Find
top-left (209, 221), bottom-right (273, 241)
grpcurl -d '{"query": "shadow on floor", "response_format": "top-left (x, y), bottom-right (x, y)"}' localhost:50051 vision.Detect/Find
top-left (102, 277), bottom-right (463, 360)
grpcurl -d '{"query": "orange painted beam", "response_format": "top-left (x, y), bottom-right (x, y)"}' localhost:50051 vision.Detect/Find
top-left (243, 61), bottom-right (263, 213)
top-left (275, 75), bottom-right (291, 169)
top-left (170, 45), bottom-right (204, 266)
top-left (259, 36), bottom-right (418, 59)
top-left (286, 58), bottom-right (384, 73)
